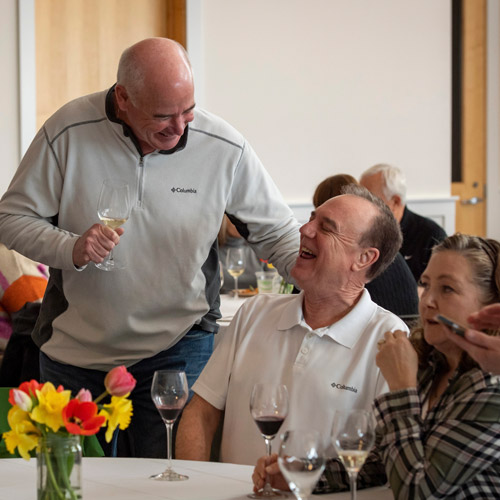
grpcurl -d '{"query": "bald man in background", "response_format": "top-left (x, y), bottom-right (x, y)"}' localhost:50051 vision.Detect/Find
top-left (360, 163), bottom-right (446, 283)
top-left (0, 38), bottom-right (300, 457)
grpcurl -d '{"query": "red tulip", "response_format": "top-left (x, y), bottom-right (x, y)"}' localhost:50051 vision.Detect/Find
top-left (104, 366), bottom-right (136, 397)
top-left (9, 380), bottom-right (42, 406)
top-left (62, 399), bottom-right (106, 436)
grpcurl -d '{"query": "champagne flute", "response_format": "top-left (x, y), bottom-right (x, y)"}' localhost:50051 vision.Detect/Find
top-left (331, 410), bottom-right (375, 500)
top-left (278, 430), bottom-right (326, 500)
top-left (226, 247), bottom-right (245, 299)
top-left (249, 383), bottom-right (289, 498)
top-left (150, 370), bottom-right (189, 481)
top-left (96, 178), bottom-right (130, 271)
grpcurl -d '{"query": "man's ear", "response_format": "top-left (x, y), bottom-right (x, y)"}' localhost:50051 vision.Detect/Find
top-left (352, 248), bottom-right (380, 273)
top-left (114, 84), bottom-right (129, 111)
top-left (390, 194), bottom-right (403, 209)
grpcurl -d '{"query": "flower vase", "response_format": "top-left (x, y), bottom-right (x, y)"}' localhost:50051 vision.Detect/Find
top-left (37, 434), bottom-right (82, 500)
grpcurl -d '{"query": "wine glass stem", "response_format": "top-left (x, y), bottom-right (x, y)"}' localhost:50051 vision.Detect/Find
top-left (262, 437), bottom-right (274, 494)
top-left (165, 421), bottom-right (174, 471)
top-left (234, 276), bottom-right (239, 299)
top-left (108, 247), bottom-right (114, 265)
top-left (348, 472), bottom-right (357, 500)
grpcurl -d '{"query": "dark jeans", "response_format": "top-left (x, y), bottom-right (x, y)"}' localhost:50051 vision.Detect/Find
top-left (39, 328), bottom-right (214, 458)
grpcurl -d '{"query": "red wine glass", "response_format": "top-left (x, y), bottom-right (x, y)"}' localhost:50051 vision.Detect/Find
top-left (150, 370), bottom-right (189, 481)
top-left (249, 383), bottom-right (289, 498)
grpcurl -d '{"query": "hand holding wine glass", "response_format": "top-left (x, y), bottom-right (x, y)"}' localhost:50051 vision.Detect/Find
top-left (278, 430), bottom-right (325, 500)
top-left (96, 178), bottom-right (130, 271)
top-left (331, 410), bottom-right (375, 500)
top-left (226, 247), bottom-right (245, 299)
top-left (150, 370), bottom-right (189, 481)
top-left (249, 383), bottom-right (289, 498)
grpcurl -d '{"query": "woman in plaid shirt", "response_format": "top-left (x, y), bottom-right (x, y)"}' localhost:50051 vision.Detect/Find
top-left (253, 233), bottom-right (500, 498)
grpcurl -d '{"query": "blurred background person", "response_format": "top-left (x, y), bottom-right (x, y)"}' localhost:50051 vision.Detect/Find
top-left (360, 163), bottom-right (447, 283)
top-left (313, 174), bottom-right (418, 318)
top-left (0, 243), bottom-right (48, 385)
top-left (218, 215), bottom-right (262, 294)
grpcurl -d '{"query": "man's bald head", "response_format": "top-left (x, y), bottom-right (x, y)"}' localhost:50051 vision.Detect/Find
top-left (114, 38), bottom-right (196, 154)
top-left (117, 38), bottom-right (193, 106)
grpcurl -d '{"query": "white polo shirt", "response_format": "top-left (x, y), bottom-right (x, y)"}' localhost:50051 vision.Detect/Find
top-left (193, 289), bottom-right (408, 465)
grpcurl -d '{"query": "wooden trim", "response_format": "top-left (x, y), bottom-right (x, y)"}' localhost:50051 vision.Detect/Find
top-left (451, 0), bottom-right (487, 236)
top-left (166, 0), bottom-right (186, 48)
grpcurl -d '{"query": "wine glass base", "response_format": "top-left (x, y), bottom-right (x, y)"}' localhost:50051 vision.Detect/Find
top-left (150, 470), bottom-right (189, 481)
top-left (248, 489), bottom-right (287, 498)
top-left (95, 262), bottom-right (115, 271)
top-left (95, 260), bottom-right (126, 271)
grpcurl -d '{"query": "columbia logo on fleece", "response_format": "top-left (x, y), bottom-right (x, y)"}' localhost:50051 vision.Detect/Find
top-left (171, 187), bottom-right (197, 194)
top-left (331, 382), bottom-right (358, 393)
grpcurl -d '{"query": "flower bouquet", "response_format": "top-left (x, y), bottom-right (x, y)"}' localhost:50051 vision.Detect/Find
top-left (2, 366), bottom-right (136, 499)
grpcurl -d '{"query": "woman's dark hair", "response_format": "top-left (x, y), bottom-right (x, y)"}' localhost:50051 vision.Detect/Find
top-left (312, 174), bottom-right (358, 208)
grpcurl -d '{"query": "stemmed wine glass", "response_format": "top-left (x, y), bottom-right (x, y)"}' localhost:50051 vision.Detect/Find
top-left (96, 178), bottom-right (130, 271)
top-left (277, 430), bottom-right (326, 500)
top-left (219, 260), bottom-right (224, 289)
top-left (226, 247), bottom-right (245, 299)
top-left (150, 370), bottom-right (189, 481)
top-left (331, 410), bottom-right (375, 500)
top-left (249, 383), bottom-right (289, 498)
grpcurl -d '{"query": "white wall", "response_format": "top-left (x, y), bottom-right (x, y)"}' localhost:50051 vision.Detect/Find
top-left (4, 1), bottom-right (457, 222)
top-left (188, 0), bottom-right (451, 205)
top-left (0, 0), bottom-right (20, 197)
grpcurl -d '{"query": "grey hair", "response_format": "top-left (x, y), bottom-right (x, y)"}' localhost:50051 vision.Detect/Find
top-left (361, 163), bottom-right (407, 204)
top-left (340, 184), bottom-right (403, 280)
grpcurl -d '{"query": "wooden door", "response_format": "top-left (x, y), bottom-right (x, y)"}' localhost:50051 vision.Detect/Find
top-left (35, 0), bottom-right (186, 128)
top-left (451, 0), bottom-right (487, 236)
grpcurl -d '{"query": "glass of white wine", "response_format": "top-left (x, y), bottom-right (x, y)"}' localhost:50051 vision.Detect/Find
top-left (96, 178), bottom-right (130, 271)
top-left (226, 247), bottom-right (245, 299)
top-left (331, 410), bottom-right (375, 500)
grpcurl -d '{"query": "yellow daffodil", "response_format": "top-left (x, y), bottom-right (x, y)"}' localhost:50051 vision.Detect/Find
top-left (31, 382), bottom-right (71, 432)
top-left (101, 395), bottom-right (133, 443)
top-left (3, 406), bottom-right (41, 459)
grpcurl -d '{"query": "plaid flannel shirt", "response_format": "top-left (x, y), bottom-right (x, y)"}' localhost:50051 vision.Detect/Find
top-left (315, 366), bottom-right (500, 498)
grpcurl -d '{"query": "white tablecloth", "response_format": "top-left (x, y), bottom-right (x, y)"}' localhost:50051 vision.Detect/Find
top-left (0, 458), bottom-right (392, 499)
top-left (216, 294), bottom-right (247, 347)
top-left (219, 293), bottom-right (247, 323)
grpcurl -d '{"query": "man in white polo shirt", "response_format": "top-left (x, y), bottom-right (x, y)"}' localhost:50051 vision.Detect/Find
top-left (176, 185), bottom-right (408, 465)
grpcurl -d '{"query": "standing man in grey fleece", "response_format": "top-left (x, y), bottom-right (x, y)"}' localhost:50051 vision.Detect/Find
top-left (0, 38), bottom-right (300, 457)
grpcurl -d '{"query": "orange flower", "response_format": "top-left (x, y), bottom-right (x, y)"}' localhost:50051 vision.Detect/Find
top-left (62, 399), bottom-right (106, 436)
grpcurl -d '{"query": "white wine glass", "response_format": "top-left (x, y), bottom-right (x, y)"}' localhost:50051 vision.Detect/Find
top-left (96, 178), bottom-right (130, 271)
top-left (226, 247), bottom-right (245, 299)
top-left (249, 383), bottom-right (289, 498)
top-left (219, 260), bottom-right (224, 289)
top-left (278, 430), bottom-right (326, 500)
top-left (150, 370), bottom-right (189, 481)
top-left (331, 410), bottom-right (375, 500)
